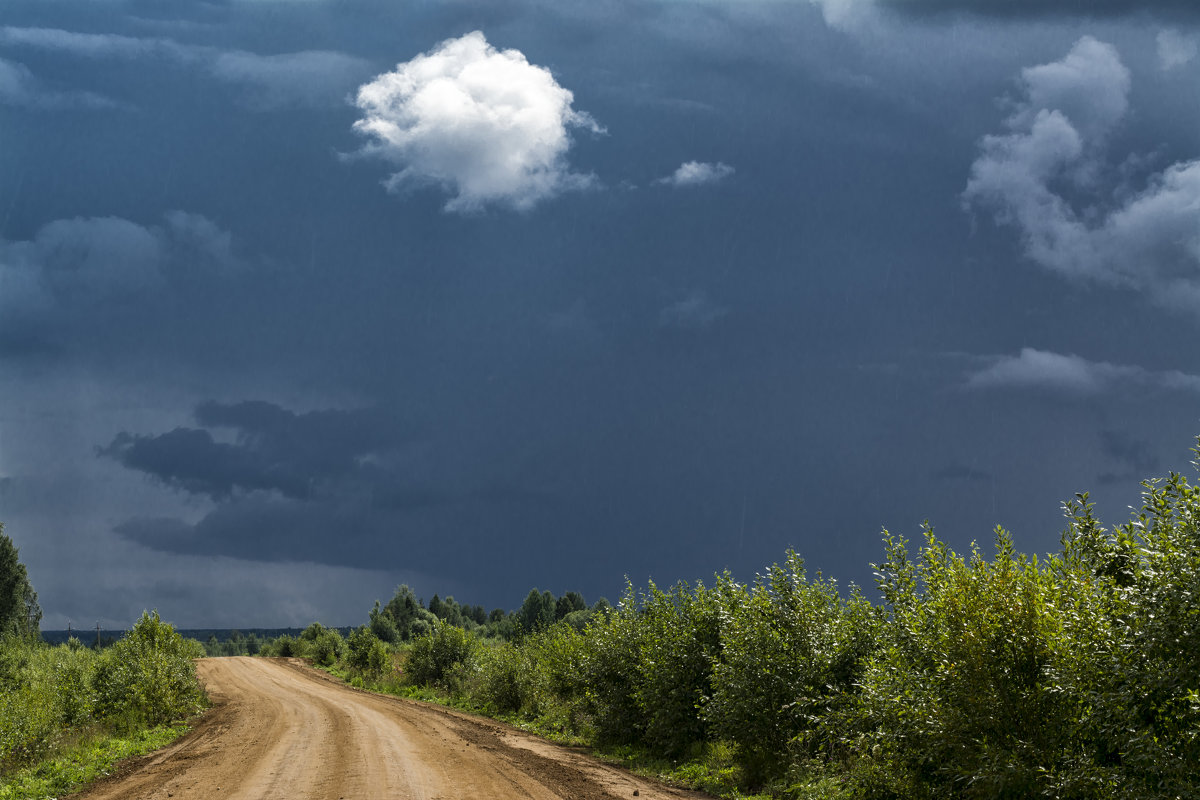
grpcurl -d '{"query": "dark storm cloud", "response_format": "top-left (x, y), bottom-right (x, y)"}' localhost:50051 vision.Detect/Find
top-left (100, 401), bottom-right (409, 501)
top-left (878, 0), bottom-right (1200, 18)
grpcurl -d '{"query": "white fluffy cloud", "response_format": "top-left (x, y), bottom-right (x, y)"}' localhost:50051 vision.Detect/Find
top-left (656, 161), bottom-right (735, 188)
top-left (351, 31), bottom-right (603, 213)
top-left (966, 348), bottom-right (1200, 395)
top-left (964, 37), bottom-right (1200, 311)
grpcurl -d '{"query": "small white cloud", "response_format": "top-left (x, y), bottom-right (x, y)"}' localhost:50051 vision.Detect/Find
top-left (659, 290), bottom-right (729, 330)
top-left (964, 37), bottom-right (1200, 312)
top-left (965, 348), bottom-right (1200, 395)
top-left (1157, 29), bottom-right (1198, 71)
top-left (656, 161), bottom-right (735, 188)
top-left (209, 49), bottom-right (371, 109)
top-left (351, 31), bottom-right (603, 213)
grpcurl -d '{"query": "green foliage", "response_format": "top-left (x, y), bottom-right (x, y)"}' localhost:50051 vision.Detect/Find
top-left (848, 527), bottom-right (1075, 799)
top-left (0, 723), bottom-right (188, 800)
top-left (1, 613), bottom-right (203, 781)
top-left (632, 580), bottom-right (721, 757)
top-left (519, 588), bottom-right (557, 633)
top-left (404, 623), bottom-right (477, 690)
top-left (0, 639), bottom-right (79, 769)
top-left (1052, 478), bottom-right (1200, 799)
top-left (705, 552), bottom-right (877, 784)
top-left (475, 639), bottom-right (529, 714)
top-left (299, 623), bottom-right (345, 667)
top-left (92, 611), bottom-right (206, 730)
top-left (369, 600), bottom-right (400, 643)
top-left (575, 584), bottom-right (645, 745)
top-left (0, 526), bottom-right (40, 640)
top-left (344, 626), bottom-right (390, 679)
top-left (314, 439), bottom-right (1200, 799)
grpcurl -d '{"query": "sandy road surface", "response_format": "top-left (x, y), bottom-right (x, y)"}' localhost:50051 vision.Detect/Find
top-left (75, 657), bottom-right (713, 800)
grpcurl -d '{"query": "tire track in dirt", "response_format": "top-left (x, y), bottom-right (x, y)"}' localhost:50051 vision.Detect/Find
top-left (74, 657), bottom-right (715, 800)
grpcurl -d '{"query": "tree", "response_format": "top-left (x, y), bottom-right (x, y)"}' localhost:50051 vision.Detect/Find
top-left (555, 591), bottom-right (586, 620)
top-left (383, 584), bottom-right (420, 640)
top-left (519, 588), bottom-right (555, 633)
top-left (0, 524), bottom-right (41, 638)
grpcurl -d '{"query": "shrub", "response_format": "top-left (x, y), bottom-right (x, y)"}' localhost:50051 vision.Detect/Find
top-left (0, 638), bottom-right (64, 769)
top-left (633, 580), bottom-right (721, 757)
top-left (476, 640), bottom-right (530, 714)
top-left (404, 623), bottom-right (477, 689)
top-left (93, 611), bottom-right (206, 730)
top-left (345, 626), bottom-right (390, 679)
top-left (576, 586), bottom-right (645, 746)
top-left (705, 552), bottom-right (877, 785)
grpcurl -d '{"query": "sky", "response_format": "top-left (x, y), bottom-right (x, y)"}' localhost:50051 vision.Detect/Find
top-left (1, 0), bottom-right (1199, 629)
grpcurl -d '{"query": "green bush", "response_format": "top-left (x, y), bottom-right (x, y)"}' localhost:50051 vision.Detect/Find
top-left (301, 624), bottom-right (345, 667)
top-left (0, 638), bottom-right (65, 769)
top-left (345, 626), bottom-right (390, 679)
top-left (475, 640), bottom-right (530, 714)
top-left (93, 611), bottom-right (206, 730)
top-left (575, 587), bottom-right (645, 746)
top-left (1052, 480), bottom-right (1200, 799)
top-left (404, 623), bottom-right (477, 689)
top-left (633, 580), bottom-right (721, 757)
top-left (846, 528), bottom-right (1077, 799)
top-left (705, 552), bottom-right (877, 785)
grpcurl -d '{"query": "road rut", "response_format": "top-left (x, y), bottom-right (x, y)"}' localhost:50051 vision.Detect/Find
top-left (75, 657), bottom-right (713, 800)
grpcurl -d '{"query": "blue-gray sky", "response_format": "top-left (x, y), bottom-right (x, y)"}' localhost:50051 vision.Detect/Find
top-left (2, 0), bottom-right (1198, 628)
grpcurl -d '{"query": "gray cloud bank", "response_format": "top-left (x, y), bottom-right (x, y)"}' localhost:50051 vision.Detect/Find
top-left (0, 25), bottom-right (370, 108)
top-left (963, 37), bottom-right (1200, 314)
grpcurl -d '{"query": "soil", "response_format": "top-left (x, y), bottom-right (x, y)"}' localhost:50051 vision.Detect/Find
top-left (73, 656), bottom-right (715, 800)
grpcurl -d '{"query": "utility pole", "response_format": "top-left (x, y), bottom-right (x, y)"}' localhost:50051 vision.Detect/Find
top-left (95, 621), bottom-right (101, 650)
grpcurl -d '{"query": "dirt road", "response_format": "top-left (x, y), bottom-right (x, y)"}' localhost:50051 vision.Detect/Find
top-left (75, 657), bottom-right (713, 800)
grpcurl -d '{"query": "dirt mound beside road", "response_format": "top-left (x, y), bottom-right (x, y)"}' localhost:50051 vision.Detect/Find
top-left (75, 656), bottom-right (713, 800)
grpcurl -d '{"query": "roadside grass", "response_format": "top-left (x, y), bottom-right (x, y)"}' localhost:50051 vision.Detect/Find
top-left (0, 723), bottom-right (189, 800)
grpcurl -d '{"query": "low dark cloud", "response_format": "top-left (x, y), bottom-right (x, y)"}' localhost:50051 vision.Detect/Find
top-left (100, 401), bottom-right (410, 502)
